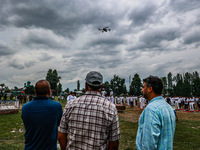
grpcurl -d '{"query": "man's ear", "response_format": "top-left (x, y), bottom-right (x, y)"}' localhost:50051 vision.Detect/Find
top-left (85, 83), bottom-right (88, 90)
top-left (148, 86), bottom-right (153, 93)
top-left (48, 89), bottom-right (51, 96)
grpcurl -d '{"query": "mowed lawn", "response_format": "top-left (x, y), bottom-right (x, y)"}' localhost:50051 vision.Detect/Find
top-left (0, 105), bottom-right (200, 150)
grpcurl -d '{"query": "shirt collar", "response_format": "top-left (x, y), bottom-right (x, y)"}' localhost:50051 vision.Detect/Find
top-left (85, 91), bottom-right (101, 96)
top-left (149, 96), bottom-right (163, 104)
top-left (34, 96), bottom-right (49, 100)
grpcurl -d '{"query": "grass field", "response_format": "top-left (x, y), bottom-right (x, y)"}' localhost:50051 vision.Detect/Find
top-left (0, 104), bottom-right (200, 150)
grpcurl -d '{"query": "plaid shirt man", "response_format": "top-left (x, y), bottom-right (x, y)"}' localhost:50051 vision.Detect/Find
top-left (59, 91), bottom-right (120, 150)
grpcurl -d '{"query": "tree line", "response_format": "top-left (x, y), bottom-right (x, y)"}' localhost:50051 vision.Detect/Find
top-left (103, 71), bottom-right (200, 97)
top-left (1, 69), bottom-right (200, 97)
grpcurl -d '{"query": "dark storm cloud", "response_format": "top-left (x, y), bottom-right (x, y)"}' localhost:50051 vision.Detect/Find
top-left (0, 42), bottom-right (15, 56)
top-left (183, 31), bottom-right (200, 45)
top-left (67, 50), bottom-right (123, 70)
top-left (141, 27), bottom-right (180, 44)
top-left (128, 27), bottom-right (180, 51)
top-left (0, 0), bottom-right (119, 38)
top-left (128, 3), bottom-right (157, 26)
top-left (154, 60), bottom-right (183, 73)
top-left (9, 59), bottom-right (37, 69)
top-left (87, 37), bottom-right (125, 53)
top-left (25, 61), bottom-right (36, 68)
top-left (169, 0), bottom-right (200, 12)
top-left (39, 53), bottom-right (54, 62)
top-left (9, 61), bottom-right (24, 70)
top-left (21, 31), bottom-right (65, 49)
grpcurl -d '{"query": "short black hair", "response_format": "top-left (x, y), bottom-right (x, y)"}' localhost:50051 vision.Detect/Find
top-left (87, 83), bottom-right (101, 91)
top-left (143, 75), bottom-right (163, 95)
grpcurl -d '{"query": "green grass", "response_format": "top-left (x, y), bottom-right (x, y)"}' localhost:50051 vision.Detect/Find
top-left (0, 109), bottom-right (200, 150)
top-left (119, 117), bottom-right (138, 150)
top-left (173, 120), bottom-right (200, 150)
top-left (0, 111), bottom-right (24, 150)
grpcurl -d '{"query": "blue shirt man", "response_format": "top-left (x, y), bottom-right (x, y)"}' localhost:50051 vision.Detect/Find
top-left (22, 80), bottom-right (63, 150)
top-left (136, 76), bottom-right (176, 150)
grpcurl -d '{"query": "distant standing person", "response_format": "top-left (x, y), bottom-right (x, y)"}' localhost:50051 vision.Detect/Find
top-left (66, 91), bottom-right (73, 103)
top-left (22, 80), bottom-right (63, 150)
top-left (110, 89), bottom-right (114, 103)
top-left (58, 71), bottom-right (120, 150)
top-left (101, 88), bottom-right (107, 98)
top-left (136, 76), bottom-right (176, 150)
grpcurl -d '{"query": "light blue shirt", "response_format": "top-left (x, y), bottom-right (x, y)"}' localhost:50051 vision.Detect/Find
top-left (136, 96), bottom-right (176, 150)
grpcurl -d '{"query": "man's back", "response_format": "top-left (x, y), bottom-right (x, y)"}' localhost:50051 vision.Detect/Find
top-left (22, 97), bottom-right (63, 150)
top-left (59, 91), bottom-right (120, 149)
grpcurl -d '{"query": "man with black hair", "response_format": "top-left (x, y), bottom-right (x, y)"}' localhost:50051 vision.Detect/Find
top-left (58, 71), bottom-right (120, 150)
top-left (22, 80), bottom-right (63, 150)
top-left (136, 76), bottom-right (176, 150)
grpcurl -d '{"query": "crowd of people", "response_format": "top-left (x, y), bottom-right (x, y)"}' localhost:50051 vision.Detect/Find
top-left (20, 71), bottom-right (181, 150)
top-left (165, 96), bottom-right (200, 111)
top-left (101, 94), bottom-right (200, 111)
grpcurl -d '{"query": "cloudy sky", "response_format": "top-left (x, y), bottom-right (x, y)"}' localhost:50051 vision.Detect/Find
top-left (0, 0), bottom-right (200, 90)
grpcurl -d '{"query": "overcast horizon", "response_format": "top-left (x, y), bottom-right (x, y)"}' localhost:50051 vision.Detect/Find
top-left (0, 0), bottom-right (200, 91)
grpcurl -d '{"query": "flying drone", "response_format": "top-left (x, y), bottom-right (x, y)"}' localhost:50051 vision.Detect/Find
top-left (98, 27), bottom-right (111, 33)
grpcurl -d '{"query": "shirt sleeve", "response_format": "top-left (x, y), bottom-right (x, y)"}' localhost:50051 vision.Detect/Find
top-left (58, 106), bottom-right (69, 133)
top-left (109, 108), bottom-right (120, 141)
top-left (137, 108), bottom-right (161, 150)
top-left (57, 103), bottom-right (63, 126)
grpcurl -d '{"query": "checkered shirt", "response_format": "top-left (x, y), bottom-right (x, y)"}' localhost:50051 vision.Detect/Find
top-left (59, 91), bottom-right (120, 150)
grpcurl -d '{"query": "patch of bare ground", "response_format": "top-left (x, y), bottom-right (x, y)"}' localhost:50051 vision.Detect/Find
top-left (176, 110), bottom-right (200, 121)
top-left (118, 108), bottom-right (143, 123)
top-left (118, 107), bottom-right (200, 122)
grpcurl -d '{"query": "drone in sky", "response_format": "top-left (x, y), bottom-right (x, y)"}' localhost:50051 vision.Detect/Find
top-left (98, 27), bottom-right (111, 33)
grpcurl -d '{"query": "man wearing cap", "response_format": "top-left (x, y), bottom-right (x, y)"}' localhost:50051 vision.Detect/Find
top-left (58, 71), bottom-right (120, 150)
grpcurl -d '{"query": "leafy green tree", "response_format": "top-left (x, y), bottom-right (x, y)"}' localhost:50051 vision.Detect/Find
top-left (0, 83), bottom-right (5, 89)
top-left (4, 86), bottom-right (10, 93)
top-left (56, 83), bottom-right (62, 95)
top-left (81, 88), bottom-right (86, 93)
top-left (110, 75), bottom-right (127, 96)
top-left (129, 73), bottom-right (141, 96)
top-left (103, 81), bottom-right (110, 95)
top-left (25, 85), bottom-right (35, 95)
top-left (14, 86), bottom-right (18, 90)
top-left (192, 71), bottom-right (200, 96)
top-left (46, 69), bottom-right (61, 90)
top-left (161, 77), bottom-right (167, 96)
top-left (167, 72), bottom-right (173, 96)
top-left (77, 80), bottom-right (80, 91)
top-left (183, 72), bottom-right (192, 97)
top-left (173, 73), bottom-right (183, 96)
top-left (65, 88), bottom-right (69, 93)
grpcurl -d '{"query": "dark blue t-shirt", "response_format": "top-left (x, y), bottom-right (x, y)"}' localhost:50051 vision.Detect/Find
top-left (22, 97), bottom-right (63, 150)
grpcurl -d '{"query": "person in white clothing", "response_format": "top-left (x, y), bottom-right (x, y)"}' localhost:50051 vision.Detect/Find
top-left (189, 97), bottom-right (195, 111)
top-left (174, 97), bottom-right (179, 110)
top-left (110, 89), bottom-right (114, 103)
top-left (139, 96), bottom-right (145, 109)
top-left (67, 91), bottom-right (76, 103)
top-left (101, 88), bottom-right (107, 98)
top-left (126, 96), bottom-right (130, 106)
